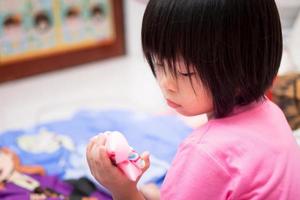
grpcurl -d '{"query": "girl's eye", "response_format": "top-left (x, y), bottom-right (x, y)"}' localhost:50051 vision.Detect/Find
top-left (178, 72), bottom-right (195, 77)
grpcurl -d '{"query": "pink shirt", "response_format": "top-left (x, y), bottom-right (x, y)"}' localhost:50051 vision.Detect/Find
top-left (161, 99), bottom-right (300, 200)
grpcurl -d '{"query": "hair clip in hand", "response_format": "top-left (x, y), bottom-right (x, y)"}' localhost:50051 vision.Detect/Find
top-left (104, 131), bottom-right (145, 181)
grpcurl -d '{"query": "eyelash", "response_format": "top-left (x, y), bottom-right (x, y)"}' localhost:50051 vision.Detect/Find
top-left (178, 72), bottom-right (195, 77)
top-left (154, 64), bottom-right (195, 77)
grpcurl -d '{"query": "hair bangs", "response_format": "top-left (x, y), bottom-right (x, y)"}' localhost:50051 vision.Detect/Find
top-left (141, 0), bottom-right (212, 79)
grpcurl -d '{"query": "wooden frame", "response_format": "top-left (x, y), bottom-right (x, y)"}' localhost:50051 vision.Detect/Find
top-left (0, 0), bottom-right (125, 83)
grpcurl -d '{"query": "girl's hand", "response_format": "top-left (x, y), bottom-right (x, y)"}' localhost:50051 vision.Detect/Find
top-left (140, 183), bottom-right (160, 200)
top-left (86, 134), bottom-right (150, 199)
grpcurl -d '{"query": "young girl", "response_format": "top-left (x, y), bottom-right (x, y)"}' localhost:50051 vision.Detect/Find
top-left (86, 0), bottom-right (300, 199)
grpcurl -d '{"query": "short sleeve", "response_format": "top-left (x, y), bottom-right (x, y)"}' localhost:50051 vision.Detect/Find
top-left (161, 142), bottom-right (234, 200)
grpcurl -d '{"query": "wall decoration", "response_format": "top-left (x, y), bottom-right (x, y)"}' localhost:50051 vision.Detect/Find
top-left (0, 0), bottom-right (125, 83)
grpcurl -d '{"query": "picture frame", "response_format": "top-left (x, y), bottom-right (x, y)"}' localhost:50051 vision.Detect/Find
top-left (0, 0), bottom-right (125, 83)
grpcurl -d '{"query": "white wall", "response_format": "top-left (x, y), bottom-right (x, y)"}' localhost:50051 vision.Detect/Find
top-left (0, 0), bottom-right (168, 132)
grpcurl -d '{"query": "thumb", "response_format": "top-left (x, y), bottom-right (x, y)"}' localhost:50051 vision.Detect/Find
top-left (135, 151), bottom-right (150, 183)
top-left (140, 151), bottom-right (150, 173)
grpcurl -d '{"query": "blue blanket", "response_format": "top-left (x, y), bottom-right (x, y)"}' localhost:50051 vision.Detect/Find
top-left (0, 109), bottom-right (192, 187)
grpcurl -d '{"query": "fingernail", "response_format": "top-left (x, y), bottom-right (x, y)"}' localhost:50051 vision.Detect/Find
top-left (138, 159), bottom-right (146, 169)
top-left (143, 151), bottom-right (150, 157)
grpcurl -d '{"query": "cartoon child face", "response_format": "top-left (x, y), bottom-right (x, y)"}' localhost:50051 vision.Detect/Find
top-left (34, 11), bottom-right (51, 33)
top-left (2, 15), bottom-right (22, 36)
top-left (91, 4), bottom-right (105, 23)
top-left (64, 7), bottom-right (82, 28)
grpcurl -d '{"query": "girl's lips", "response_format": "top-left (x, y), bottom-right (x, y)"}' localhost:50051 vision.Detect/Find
top-left (166, 99), bottom-right (181, 108)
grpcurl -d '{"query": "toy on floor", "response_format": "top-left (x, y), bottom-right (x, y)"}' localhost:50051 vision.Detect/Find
top-left (0, 148), bottom-right (109, 200)
top-left (0, 147), bottom-right (45, 190)
top-left (0, 147), bottom-right (67, 199)
top-left (104, 131), bottom-right (145, 181)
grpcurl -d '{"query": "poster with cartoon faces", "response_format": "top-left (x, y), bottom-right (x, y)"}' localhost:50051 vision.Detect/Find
top-left (60, 0), bottom-right (114, 44)
top-left (0, 0), bottom-right (30, 57)
top-left (87, 0), bottom-right (114, 41)
top-left (0, 0), bottom-right (115, 65)
top-left (29, 0), bottom-right (56, 50)
top-left (60, 0), bottom-right (85, 44)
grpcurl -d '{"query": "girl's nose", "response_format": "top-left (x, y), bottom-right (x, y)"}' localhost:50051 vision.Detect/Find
top-left (158, 73), bottom-right (177, 93)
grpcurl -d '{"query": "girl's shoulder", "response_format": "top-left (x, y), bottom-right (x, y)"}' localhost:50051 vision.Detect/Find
top-left (178, 99), bottom-right (293, 167)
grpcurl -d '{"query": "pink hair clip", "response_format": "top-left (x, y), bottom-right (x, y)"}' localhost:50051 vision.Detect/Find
top-left (104, 131), bottom-right (145, 181)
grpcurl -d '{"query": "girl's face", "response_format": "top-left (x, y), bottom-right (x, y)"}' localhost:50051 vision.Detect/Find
top-left (154, 59), bottom-right (213, 116)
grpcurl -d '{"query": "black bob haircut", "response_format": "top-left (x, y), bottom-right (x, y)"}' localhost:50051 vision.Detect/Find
top-left (142, 0), bottom-right (282, 118)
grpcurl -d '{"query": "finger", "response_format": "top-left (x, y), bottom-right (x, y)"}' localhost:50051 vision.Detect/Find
top-left (95, 134), bottom-right (107, 146)
top-left (87, 132), bottom-right (107, 150)
top-left (140, 184), bottom-right (160, 200)
top-left (86, 134), bottom-right (107, 159)
top-left (86, 135), bottom-right (99, 160)
top-left (88, 142), bottom-right (104, 178)
top-left (86, 142), bottom-right (99, 174)
top-left (135, 152), bottom-right (151, 183)
top-left (98, 146), bottom-right (126, 177)
top-left (86, 141), bottom-right (95, 166)
top-left (98, 146), bottom-right (114, 167)
top-left (86, 135), bottom-right (99, 155)
top-left (91, 141), bottom-right (103, 161)
top-left (140, 151), bottom-right (150, 173)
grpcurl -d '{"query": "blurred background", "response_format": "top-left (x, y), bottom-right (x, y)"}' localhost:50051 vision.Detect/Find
top-left (0, 0), bottom-right (170, 132)
top-left (0, 0), bottom-right (300, 199)
top-left (0, 0), bottom-right (300, 132)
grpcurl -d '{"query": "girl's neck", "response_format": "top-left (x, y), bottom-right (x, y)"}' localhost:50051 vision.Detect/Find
top-left (206, 97), bottom-right (266, 121)
top-left (206, 112), bottom-right (214, 121)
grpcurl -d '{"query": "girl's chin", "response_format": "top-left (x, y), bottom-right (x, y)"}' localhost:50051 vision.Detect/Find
top-left (175, 107), bottom-right (211, 117)
top-left (175, 108), bottom-right (198, 116)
